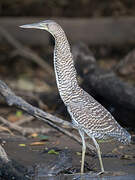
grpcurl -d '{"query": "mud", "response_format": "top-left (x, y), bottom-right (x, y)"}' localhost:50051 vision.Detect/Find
top-left (1, 125), bottom-right (135, 179)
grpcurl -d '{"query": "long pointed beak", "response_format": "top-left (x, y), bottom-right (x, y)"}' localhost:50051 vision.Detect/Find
top-left (20, 24), bottom-right (36, 29)
top-left (20, 22), bottom-right (43, 29)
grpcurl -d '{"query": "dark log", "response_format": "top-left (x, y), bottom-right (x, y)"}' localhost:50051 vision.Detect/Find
top-left (0, 80), bottom-right (96, 153)
top-left (72, 43), bottom-right (135, 127)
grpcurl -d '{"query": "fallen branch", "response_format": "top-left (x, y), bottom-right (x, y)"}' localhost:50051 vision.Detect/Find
top-left (0, 116), bottom-right (53, 136)
top-left (14, 116), bottom-right (34, 125)
top-left (0, 80), bottom-right (71, 127)
top-left (0, 80), bottom-right (96, 152)
top-left (0, 125), bottom-right (14, 135)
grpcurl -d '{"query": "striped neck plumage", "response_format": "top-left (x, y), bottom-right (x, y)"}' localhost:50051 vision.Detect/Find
top-left (53, 29), bottom-right (79, 104)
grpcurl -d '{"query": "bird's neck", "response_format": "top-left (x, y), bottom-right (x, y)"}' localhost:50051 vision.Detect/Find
top-left (53, 32), bottom-right (79, 104)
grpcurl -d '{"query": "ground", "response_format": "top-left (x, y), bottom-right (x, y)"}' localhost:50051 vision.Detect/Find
top-left (1, 119), bottom-right (135, 179)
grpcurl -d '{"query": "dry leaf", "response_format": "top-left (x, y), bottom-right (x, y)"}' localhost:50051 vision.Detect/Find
top-left (30, 133), bottom-right (38, 138)
top-left (8, 115), bottom-right (20, 123)
top-left (30, 142), bottom-right (46, 146)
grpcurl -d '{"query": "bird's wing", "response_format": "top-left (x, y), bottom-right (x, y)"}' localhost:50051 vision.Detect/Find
top-left (67, 90), bottom-right (131, 143)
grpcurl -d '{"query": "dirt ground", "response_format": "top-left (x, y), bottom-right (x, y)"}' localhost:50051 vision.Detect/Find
top-left (1, 118), bottom-right (135, 179)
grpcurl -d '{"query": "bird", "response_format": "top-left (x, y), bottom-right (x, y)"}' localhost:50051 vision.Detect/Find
top-left (20, 20), bottom-right (131, 174)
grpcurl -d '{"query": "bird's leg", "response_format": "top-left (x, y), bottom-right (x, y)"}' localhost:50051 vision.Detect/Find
top-left (79, 130), bottom-right (86, 174)
top-left (92, 137), bottom-right (104, 174)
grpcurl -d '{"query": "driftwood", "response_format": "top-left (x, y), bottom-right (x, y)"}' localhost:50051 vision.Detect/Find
top-left (0, 80), bottom-right (96, 152)
top-left (0, 116), bottom-right (53, 136)
top-left (72, 43), bottom-right (135, 127)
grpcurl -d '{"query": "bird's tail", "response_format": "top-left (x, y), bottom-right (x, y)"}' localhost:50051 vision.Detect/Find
top-left (119, 129), bottom-right (131, 144)
top-left (105, 121), bottom-right (131, 145)
top-left (113, 126), bottom-right (131, 145)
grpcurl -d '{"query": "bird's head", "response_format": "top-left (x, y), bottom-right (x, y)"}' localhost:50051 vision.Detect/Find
top-left (20, 20), bottom-right (61, 37)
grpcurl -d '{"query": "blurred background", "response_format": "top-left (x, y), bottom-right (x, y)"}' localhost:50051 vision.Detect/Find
top-left (0, 0), bottom-right (135, 177)
top-left (0, 0), bottom-right (135, 17)
top-left (0, 1), bottom-right (135, 129)
top-left (1, 0), bottom-right (135, 127)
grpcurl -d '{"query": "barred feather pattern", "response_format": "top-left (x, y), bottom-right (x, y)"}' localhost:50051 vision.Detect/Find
top-left (67, 89), bottom-right (131, 144)
top-left (51, 21), bottom-right (131, 144)
top-left (53, 24), bottom-right (78, 105)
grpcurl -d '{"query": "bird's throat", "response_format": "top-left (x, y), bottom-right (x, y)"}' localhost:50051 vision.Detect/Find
top-left (53, 35), bottom-right (78, 104)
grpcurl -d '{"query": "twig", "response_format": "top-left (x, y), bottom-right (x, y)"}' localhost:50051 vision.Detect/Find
top-left (0, 125), bottom-right (14, 135)
top-left (0, 80), bottom-right (96, 152)
top-left (0, 116), bottom-right (52, 136)
top-left (0, 80), bottom-right (71, 127)
top-left (14, 116), bottom-right (34, 125)
top-left (0, 26), bottom-right (54, 79)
